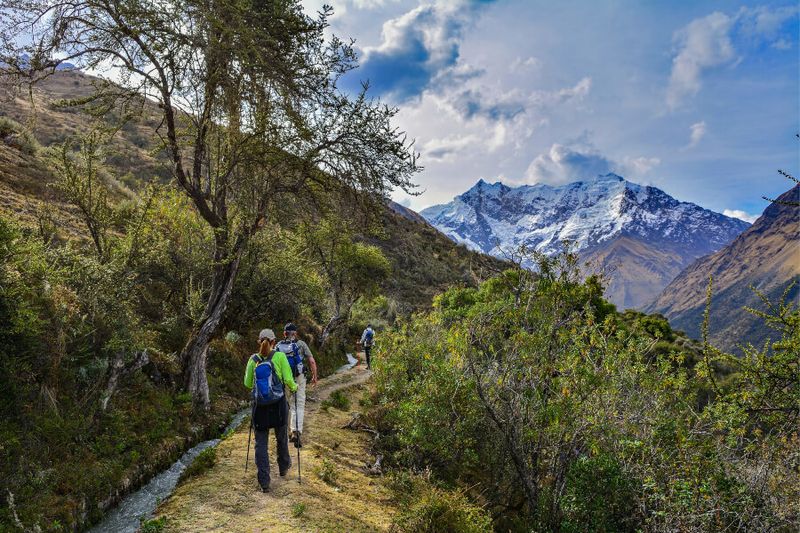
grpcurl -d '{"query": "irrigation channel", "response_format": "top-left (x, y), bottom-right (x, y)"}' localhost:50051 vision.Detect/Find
top-left (89, 352), bottom-right (359, 533)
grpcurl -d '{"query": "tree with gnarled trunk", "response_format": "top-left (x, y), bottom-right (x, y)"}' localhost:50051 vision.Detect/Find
top-left (301, 217), bottom-right (391, 346)
top-left (0, 0), bottom-right (419, 408)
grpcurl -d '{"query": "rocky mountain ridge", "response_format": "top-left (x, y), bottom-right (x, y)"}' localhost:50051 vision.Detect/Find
top-left (648, 185), bottom-right (799, 351)
top-left (421, 174), bottom-right (750, 308)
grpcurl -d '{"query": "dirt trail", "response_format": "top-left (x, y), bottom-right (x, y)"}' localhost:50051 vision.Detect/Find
top-left (154, 362), bottom-right (395, 532)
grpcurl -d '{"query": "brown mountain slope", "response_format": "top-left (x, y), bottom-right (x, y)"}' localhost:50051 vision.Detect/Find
top-left (0, 70), bottom-right (506, 312)
top-left (647, 185), bottom-right (800, 351)
top-left (579, 235), bottom-right (688, 310)
top-left (0, 69), bottom-right (170, 186)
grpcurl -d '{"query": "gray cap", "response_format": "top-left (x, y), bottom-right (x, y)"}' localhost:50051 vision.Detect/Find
top-left (258, 328), bottom-right (276, 341)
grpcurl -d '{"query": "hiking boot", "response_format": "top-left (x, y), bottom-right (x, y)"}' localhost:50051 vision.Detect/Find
top-left (261, 485), bottom-right (270, 493)
top-left (289, 431), bottom-right (297, 443)
top-left (294, 432), bottom-right (303, 448)
top-left (280, 469), bottom-right (289, 477)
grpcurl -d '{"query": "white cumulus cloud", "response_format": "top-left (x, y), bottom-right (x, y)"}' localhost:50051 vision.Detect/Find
top-left (525, 144), bottom-right (612, 185)
top-left (525, 143), bottom-right (660, 186)
top-left (621, 156), bottom-right (662, 177)
top-left (667, 6), bottom-right (799, 109)
top-left (667, 12), bottom-right (736, 109)
top-left (723, 209), bottom-right (759, 223)
top-left (688, 120), bottom-right (707, 148)
top-left (509, 56), bottom-right (541, 72)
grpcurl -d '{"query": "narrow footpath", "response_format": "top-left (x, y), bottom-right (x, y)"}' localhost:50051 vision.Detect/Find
top-left (153, 362), bottom-right (396, 532)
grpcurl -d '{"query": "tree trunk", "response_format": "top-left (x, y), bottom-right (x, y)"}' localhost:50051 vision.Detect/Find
top-left (321, 289), bottom-right (355, 347)
top-left (320, 313), bottom-right (343, 347)
top-left (468, 356), bottom-right (540, 513)
top-left (100, 349), bottom-right (149, 412)
top-left (181, 241), bottom-right (244, 409)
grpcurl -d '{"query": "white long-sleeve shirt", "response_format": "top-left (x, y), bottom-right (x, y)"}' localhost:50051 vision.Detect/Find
top-left (360, 328), bottom-right (374, 347)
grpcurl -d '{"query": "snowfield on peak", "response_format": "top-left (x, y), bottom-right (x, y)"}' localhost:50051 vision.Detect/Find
top-left (420, 174), bottom-right (749, 262)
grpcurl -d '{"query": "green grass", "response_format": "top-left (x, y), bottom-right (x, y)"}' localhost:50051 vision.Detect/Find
top-left (322, 390), bottom-right (351, 411)
top-left (179, 447), bottom-right (217, 483)
top-left (139, 516), bottom-right (167, 533)
top-left (292, 502), bottom-right (307, 518)
top-left (388, 473), bottom-right (492, 533)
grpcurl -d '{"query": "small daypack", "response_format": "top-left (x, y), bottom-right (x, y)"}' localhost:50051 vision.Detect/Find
top-left (276, 340), bottom-right (304, 378)
top-left (364, 328), bottom-right (374, 347)
top-left (251, 352), bottom-right (284, 406)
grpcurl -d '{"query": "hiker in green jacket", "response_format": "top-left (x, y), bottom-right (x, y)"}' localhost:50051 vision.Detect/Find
top-left (244, 328), bottom-right (298, 492)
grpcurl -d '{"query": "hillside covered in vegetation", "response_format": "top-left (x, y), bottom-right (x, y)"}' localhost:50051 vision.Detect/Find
top-left (0, 1), bottom-right (506, 529)
top-left (0, 1), bottom-right (796, 531)
top-left (372, 252), bottom-right (798, 531)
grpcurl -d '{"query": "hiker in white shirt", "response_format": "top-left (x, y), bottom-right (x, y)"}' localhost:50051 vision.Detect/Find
top-left (275, 322), bottom-right (318, 447)
top-left (360, 324), bottom-right (375, 370)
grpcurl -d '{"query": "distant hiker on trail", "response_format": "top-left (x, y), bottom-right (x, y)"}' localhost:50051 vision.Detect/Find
top-left (244, 329), bottom-right (297, 493)
top-left (276, 323), bottom-right (318, 447)
top-left (360, 324), bottom-right (375, 370)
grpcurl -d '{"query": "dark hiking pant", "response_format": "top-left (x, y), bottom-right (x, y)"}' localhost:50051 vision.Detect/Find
top-left (365, 345), bottom-right (372, 368)
top-left (254, 424), bottom-right (290, 489)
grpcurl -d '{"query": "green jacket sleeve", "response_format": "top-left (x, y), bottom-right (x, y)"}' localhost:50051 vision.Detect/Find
top-left (273, 351), bottom-right (298, 393)
top-left (245, 352), bottom-right (297, 392)
top-left (244, 355), bottom-right (257, 389)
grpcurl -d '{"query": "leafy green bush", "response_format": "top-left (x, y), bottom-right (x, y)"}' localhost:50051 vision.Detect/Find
top-left (322, 390), bottom-right (351, 411)
top-left (560, 454), bottom-right (639, 533)
top-left (140, 516), bottom-right (167, 533)
top-left (373, 251), bottom-right (798, 531)
top-left (291, 502), bottom-right (307, 518)
top-left (0, 116), bottom-right (40, 154)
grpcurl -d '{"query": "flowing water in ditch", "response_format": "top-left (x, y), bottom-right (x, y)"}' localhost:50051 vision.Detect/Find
top-left (89, 352), bottom-right (358, 532)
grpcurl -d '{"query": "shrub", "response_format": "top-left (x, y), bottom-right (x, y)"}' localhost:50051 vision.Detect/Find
top-left (140, 516), bottom-right (167, 533)
top-left (390, 480), bottom-right (492, 533)
top-left (315, 458), bottom-right (338, 487)
top-left (560, 454), bottom-right (640, 533)
top-left (322, 390), bottom-right (350, 411)
top-left (0, 116), bottom-right (39, 155)
top-left (291, 502), bottom-right (307, 518)
top-left (374, 250), bottom-right (797, 530)
top-left (225, 331), bottom-right (242, 344)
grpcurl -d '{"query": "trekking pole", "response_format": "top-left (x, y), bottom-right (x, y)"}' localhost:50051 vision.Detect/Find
top-left (245, 402), bottom-right (254, 472)
top-left (295, 392), bottom-right (301, 484)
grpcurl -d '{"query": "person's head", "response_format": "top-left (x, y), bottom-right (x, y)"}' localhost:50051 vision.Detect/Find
top-left (367, 324), bottom-right (372, 329)
top-left (258, 328), bottom-right (276, 354)
top-left (284, 322), bottom-right (298, 340)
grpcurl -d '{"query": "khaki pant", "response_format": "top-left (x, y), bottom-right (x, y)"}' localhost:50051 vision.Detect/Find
top-left (290, 373), bottom-right (307, 433)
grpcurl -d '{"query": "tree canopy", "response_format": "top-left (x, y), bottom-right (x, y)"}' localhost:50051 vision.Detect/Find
top-left (0, 0), bottom-right (419, 406)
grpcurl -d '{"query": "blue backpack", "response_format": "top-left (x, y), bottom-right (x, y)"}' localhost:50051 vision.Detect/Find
top-left (276, 340), bottom-right (304, 377)
top-left (364, 328), bottom-right (374, 346)
top-left (251, 353), bottom-right (284, 406)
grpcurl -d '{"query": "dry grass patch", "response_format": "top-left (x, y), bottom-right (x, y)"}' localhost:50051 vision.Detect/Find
top-left (154, 367), bottom-right (397, 532)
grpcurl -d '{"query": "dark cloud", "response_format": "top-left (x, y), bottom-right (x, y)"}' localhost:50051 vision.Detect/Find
top-left (342, 1), bottom-right (496, 102)
top-left (525, 143), bottom-right (660, 185)
top-left (525, 144), bottom-right (614, 185)
top-left (452, 89), bottom-right (526, 121)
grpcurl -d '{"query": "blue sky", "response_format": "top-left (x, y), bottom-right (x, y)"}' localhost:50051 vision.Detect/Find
top-left (302, 0), bottom-right (798, 220)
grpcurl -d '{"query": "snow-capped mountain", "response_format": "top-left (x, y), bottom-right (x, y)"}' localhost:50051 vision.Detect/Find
top-left (421, 174), bottom-right (750, 309)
